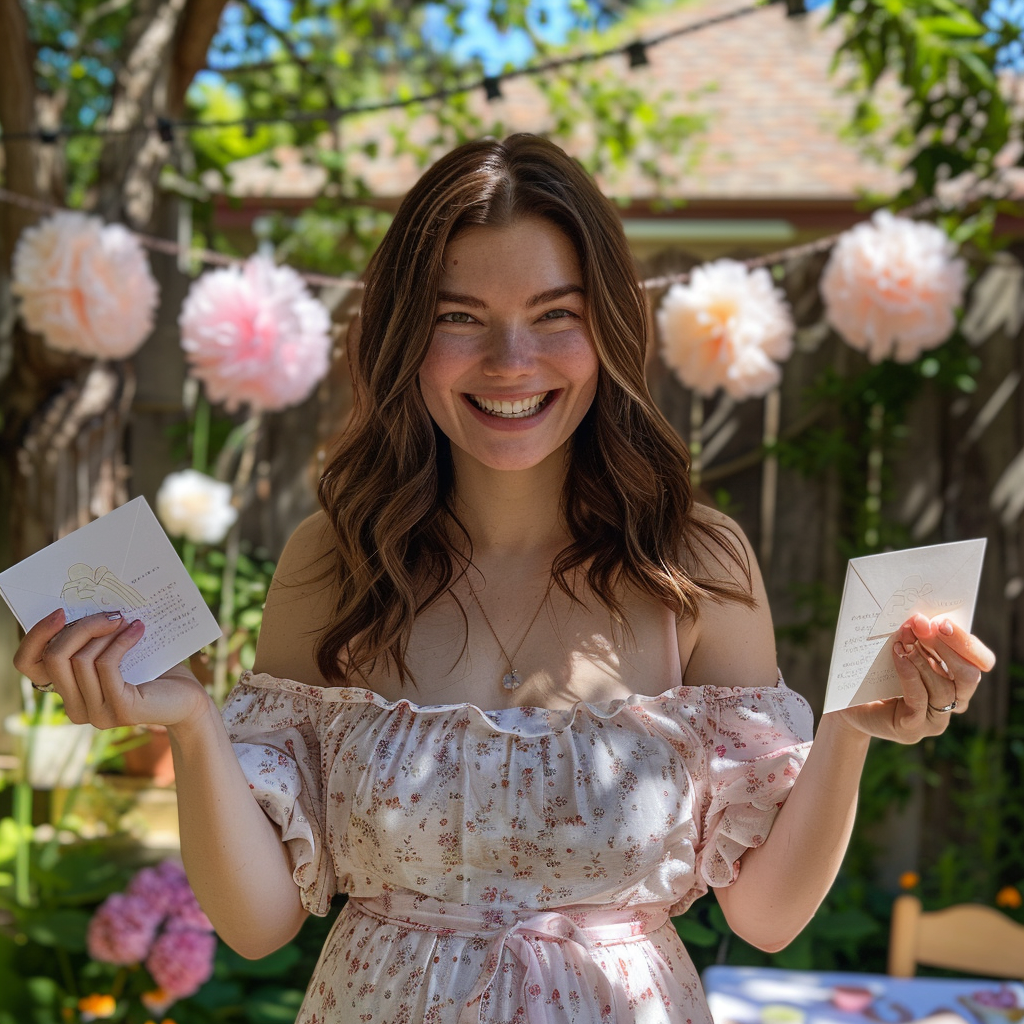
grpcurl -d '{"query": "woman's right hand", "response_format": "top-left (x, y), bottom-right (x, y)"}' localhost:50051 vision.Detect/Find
top-left (13, 608), bottom-right (212, 732)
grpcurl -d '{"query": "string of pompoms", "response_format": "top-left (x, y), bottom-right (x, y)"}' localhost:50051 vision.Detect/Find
top-left (0, 181), bottom-right (975, 293)
top-left (1, 0), bottom-right (774, 144)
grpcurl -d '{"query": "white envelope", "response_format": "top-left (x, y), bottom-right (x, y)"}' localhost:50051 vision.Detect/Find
top-left (0, 496), bottom-right (221, 685)
top-left (823, 538), bottom-right (986, 713)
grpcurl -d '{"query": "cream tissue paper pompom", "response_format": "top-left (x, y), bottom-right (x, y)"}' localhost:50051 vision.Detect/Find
top-left (11, 210), bottom-right (159, 359)
top-left (178, 255), bottom-right (332, 412)
top-left (657, 259), bottom-right (794, 400)
top-left (156, 470), bottom-right (238, 546)
top-left (821, 210), bottom-right (967, 363)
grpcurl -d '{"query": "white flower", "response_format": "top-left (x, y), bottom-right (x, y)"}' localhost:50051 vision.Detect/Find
top-left (11, 210), bottom-right (159, 359)
top-left (657, 260), bottom-right (794, 400)
top-left (156, 470), bottom-right (238, 545)
top-left (821, 210), bottom-right (967, 363)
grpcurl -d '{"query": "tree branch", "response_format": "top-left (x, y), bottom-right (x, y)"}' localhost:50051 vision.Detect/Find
top-left (0, 0), bottom-right (42, 265)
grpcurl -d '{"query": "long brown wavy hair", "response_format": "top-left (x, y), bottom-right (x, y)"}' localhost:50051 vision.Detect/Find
top-left (316, 133), bottom-right (752, 684)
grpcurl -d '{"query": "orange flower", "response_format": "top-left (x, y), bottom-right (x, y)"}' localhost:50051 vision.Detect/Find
top-left (996, 885), bottom-right (1022, 909)
top-left (898, 871), bottom-right (920, 890)
top-left (141, 989), bottom-right (173, 1016)
top-left (77, 994), bottom-right (117, 1021)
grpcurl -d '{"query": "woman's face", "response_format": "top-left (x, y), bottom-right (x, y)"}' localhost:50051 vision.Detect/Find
top-left (418, 217), bottom-right (599, 475)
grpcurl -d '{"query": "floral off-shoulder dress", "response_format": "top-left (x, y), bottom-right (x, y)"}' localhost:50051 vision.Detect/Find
top-left (222, 673), bottom-right (813, 1024)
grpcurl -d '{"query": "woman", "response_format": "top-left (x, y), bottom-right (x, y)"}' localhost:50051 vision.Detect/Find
top-left (16, 134), bottom-right (994, 1024)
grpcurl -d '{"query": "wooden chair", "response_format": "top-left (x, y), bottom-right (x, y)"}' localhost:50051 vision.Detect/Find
top-left (888, 894), bottom-right (1024, 978)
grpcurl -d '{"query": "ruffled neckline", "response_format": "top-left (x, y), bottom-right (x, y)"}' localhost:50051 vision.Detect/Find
top-left (237, 670), bottom-right (798, 737)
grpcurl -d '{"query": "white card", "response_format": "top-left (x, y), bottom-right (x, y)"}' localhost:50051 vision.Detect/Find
top-left (0, 496), bottom-right (222, 685)
top-left (823, 539), bottom-right (986, 713)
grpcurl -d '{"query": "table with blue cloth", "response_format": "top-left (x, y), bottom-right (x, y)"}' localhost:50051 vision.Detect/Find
top-left (702, 965), bottom-right (1023, 1024)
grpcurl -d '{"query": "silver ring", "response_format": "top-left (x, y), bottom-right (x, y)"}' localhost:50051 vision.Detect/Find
top-left (31, 681), bottom-right (56, 693)
top-left (928, 699), bottom-right (958, 713)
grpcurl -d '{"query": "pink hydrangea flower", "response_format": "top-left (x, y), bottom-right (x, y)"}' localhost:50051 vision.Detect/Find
top-left (179, 254), bottom-right (332, 412)
top-left (11, 210), bottom-right (158, 359)
top-left (86, 893), bottom-right (163, 965)
top-left (657, 260), bottom-right (794, 400)
top-left (821, 210), bottom-right (967, 363)
top-left (127, 859), bottom-right (214, 931)
top-left (146, 926), bottom-right (217, 999)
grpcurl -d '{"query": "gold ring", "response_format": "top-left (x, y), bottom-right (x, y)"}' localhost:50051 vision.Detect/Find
top-left (31, 681), bottom-right (56, 693)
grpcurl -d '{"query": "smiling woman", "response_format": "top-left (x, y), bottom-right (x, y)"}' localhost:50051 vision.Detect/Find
top-left (418, 217), bottom-right (599, 471)
top-left (13, 134), bottom-right (996, 1024)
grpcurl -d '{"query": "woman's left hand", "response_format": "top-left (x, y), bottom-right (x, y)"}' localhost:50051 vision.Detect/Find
top-left (831, 614), bottom-right (995, 743)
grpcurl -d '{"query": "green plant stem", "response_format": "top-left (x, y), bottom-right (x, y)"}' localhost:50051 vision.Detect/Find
top-left (192, 392), bottom-right (211, 472)
top-left (56, 945), bottom-right (79, 997)
top-left (13, 780), bottom-right (32, 907)
top-left (183, 540), bottom-right (196, 576)
top-left (213, 414), bottom-right (262, 703)
top-left (110, 966), bottom-right (128, 1000)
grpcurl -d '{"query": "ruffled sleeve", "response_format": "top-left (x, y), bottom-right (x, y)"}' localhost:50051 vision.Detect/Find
top-left (221, 673), bottom-right (337, 916)
top-left (697, 682), bottom-right (813, 888)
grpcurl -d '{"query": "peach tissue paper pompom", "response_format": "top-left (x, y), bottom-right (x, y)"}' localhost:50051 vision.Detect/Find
top-left (179, 254), bottom-right (332, 412)
top-left (657, 259), bottom-right (794, 400)
top-left (156, 469), bottom-right (238, 545)
top-left (12, 210), bottom-right (159, 359)
top-left (821, 210), bottom-right (967, 363)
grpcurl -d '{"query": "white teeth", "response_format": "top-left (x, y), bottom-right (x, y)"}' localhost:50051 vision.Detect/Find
top-left (470, 392), bottom-right (549, 418)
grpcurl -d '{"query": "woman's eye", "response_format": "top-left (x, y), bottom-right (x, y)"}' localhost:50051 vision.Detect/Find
top-left (540, 308), bottom-right (575, 321)
top-left (437, 311), bottom-right (475, 324)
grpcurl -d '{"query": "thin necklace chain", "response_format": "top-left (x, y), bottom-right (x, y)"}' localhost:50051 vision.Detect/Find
top-left (467, 575), bottom-right (553, 690)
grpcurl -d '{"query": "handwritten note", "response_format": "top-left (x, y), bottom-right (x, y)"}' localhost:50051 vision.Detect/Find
top-left (823, 539), bottom-right (986, 713)
top-left (0, 497), bottom-right (221, 684)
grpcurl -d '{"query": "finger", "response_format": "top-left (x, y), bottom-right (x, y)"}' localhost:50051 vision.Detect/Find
top-left (37, 611), bottom-right (129, 713)
top-left (908, 615), bottom-right (995, 672)
top-left (43, 610), bottom-right (129, 660)
top-left (64, 619), bottom-right (136, 720)
top-left (13, 607), bottom-right (68, 682)
top-left (904, 621), bottom-right (985, 712)
top-left (892, 633), bottom-right (931, 715)
top-left (893, 631), bottom-right (956, 731)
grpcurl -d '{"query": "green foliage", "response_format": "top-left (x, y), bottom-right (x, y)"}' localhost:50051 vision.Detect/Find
top-left (826, 0), bottom-right (1021, 205)
top-left (189, 544), bottom-right (276, 673)
top-left (0, 786), bottom-right (347, 1024)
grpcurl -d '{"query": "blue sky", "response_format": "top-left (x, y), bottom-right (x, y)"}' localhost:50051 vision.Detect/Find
top-left (208, 0), bottom-right (1022, 79)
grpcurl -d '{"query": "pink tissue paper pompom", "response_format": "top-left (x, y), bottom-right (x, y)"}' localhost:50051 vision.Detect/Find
top-left (146, 926), bottom-right (217, 999)
top-left (11, 210), bottom-right (159, 359)
top-left (657, 259), bottom-right (794, 400)
top-left (179, 254), bottom-right (332, 412)
top-left (821, 210), bottom-right (967, 363)
top-left (87, 892), bottom-right (163, 966)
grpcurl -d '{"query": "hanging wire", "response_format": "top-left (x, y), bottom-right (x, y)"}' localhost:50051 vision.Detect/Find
top-left (1, 1), bottom-right (769, 144)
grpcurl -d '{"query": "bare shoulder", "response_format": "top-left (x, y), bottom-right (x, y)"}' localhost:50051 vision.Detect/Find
top-left (685, 502), bottom-right (756, 588)
top-left (252, 511), bottom-right (339, 687)
top-left (679, 504), bottom-right (780, 689)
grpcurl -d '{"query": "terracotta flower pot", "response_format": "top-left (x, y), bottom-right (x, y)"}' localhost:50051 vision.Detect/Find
top-left (122, 725), bottom-right (175, 787)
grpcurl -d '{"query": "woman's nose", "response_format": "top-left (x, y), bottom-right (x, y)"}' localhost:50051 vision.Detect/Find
top-left (482, 323), bottom-right (534, 374)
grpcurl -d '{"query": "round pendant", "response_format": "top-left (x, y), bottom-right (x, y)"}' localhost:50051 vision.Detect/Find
top-left (502, 670), bottom-right (521, 690)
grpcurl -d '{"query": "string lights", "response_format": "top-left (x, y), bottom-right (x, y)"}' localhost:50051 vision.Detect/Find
top-left (0, 1), bottom-right (771, 145)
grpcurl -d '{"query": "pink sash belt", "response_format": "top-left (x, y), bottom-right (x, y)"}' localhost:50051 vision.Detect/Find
top-left (350, 892), bottom-right (677, 1023)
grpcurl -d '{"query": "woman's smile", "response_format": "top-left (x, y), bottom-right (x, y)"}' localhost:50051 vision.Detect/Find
top-left (467, 391), bottom-right (551, 418)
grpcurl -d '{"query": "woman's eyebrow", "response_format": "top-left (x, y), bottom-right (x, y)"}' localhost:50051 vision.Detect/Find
top-left (527, 284), bottom-right (584, 307)
top-left (435, 284), bottom-right (584, 308)
top-left (436, 290), bottom-right (486, 308)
